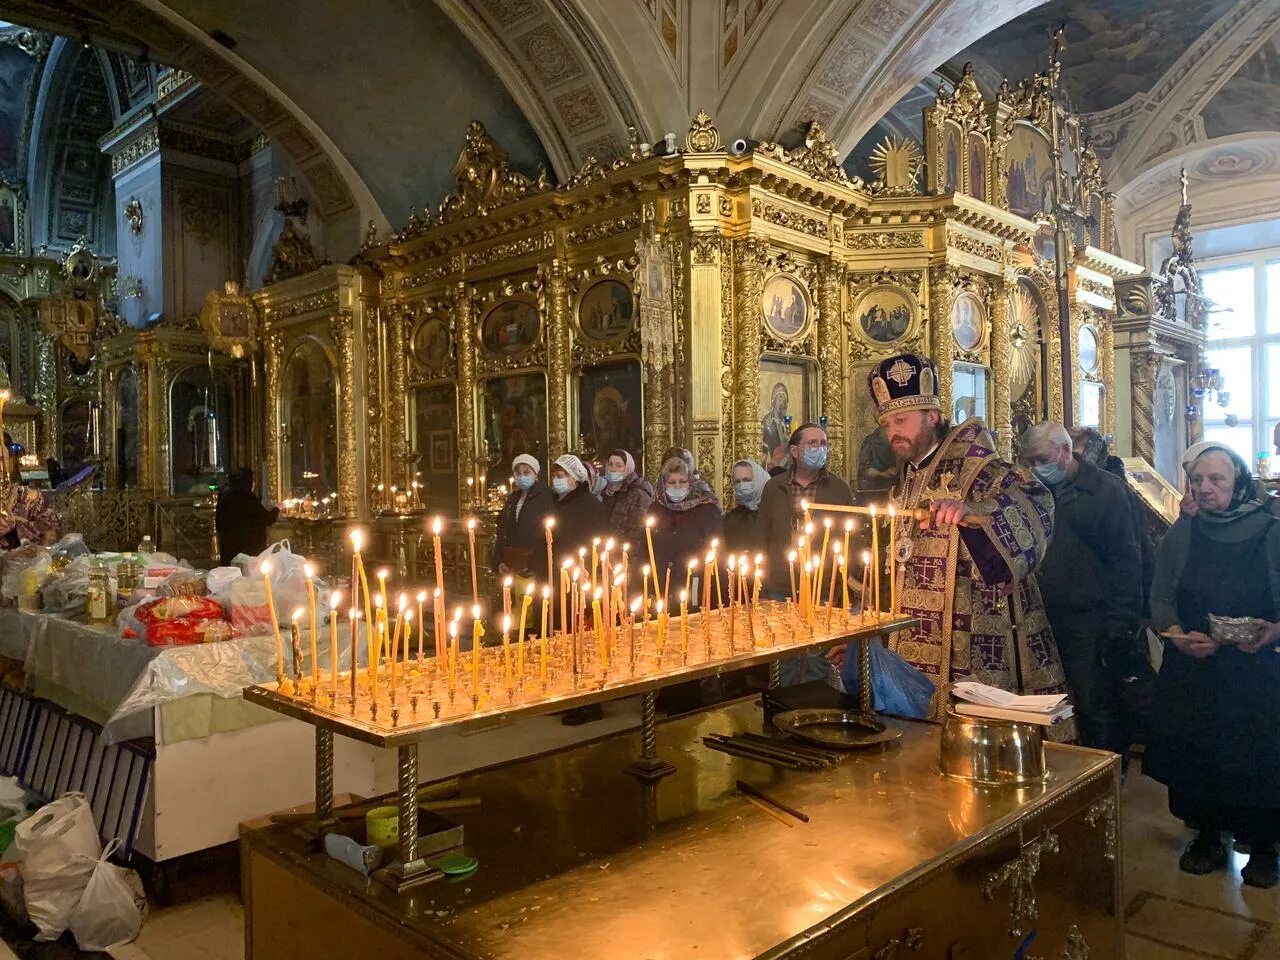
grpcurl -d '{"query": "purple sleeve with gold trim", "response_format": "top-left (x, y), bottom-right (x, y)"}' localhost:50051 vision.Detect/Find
top-left (959, 460), bottom-right (1054, 592)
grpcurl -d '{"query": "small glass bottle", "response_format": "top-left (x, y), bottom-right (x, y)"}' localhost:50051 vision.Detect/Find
top-left (87, 559), bottom-right (111, 624)
top-left (137, 535), bottom-right (155, 556)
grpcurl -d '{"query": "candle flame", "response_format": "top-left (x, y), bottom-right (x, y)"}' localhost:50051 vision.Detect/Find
top-left (398, 593), bottom-right (408, 610)
top-left (571, 568), bottom-right (581, 582)
top-left (503, 614), bottom-right (511, 631)
top-left (433, 587), bottom-right (440, 598)
top-left (799, 499), bottom-right (810, 511)
top-left (679, 589), bottom-right (687, 603)
top-left (261, 560), bottom-right (272, 575)
top-left (614, 572), bottom-right (625, 586)
top-left (642, 564), bottom-right (651, 576)
top-left (449, 621), bottom-right (458, 637)
top-left (578, 547), bottom-right (587, 558)
top-left (524, 582), bottom-right (535, 596)
top-left (374, 594), bottom-right (384, 609)
top-left (804, 522), bottom-right (814, 536)
top-left (431, 517), bottom-right (442, 535)
top-left (631, 597), bottom-right (642, 613)
top-left (688, 557), bottom-right (699, 570)
top-left (754, 552), bottom-right (764, 565)
top-left (655, 599), bottom-right (665, 614)
top-left (645, 515), bottom-right (655, 528)
top-left (503, 576), bottom-right (513, 587)
top-left (593, 587), bottom-right (603, 600)
top-left (833, 541), bottom-right (842, 555)
top-left (471, 604), bottom-right (481, 619)
top-left (727, 555), bottom-right (736, 570)
top-left (544, 516), bottom-right (555, 529)
top-left (349, 608), bottom-right (359, 620)
top-left (542, 585), bottom-right (551, 599)
top-left (869, 504), bottom-right (878, 517)
top-left (377, 568), bottom-right (388, 581)
top-left (350, 530), bottom-right (363, 551)
top-left (845, 519), bottom-right (854, 531)
top-left (331, 590), bottom-right (341, 606)
top-left (787, 550), bottom-right (797, 562)
top-left (710, 537), bottom-right (719, 549)
top-left (593, 537), bottom-right (601, 547)
top-left (416, 590), bottom-right (427, 603)
top-left (824, 517), bottom-right (832, 528)
top-left (452, 606), bottom-right (463, 622)
top-left (605, 538), bottom-right (615, 551)
top-left (466, 517), bottom-right (477, 530)
top-left (863, 550), bottom-right (872, 563)
top-left (705, 550), bottom-right (715, 563)
top-left (291, 608), bottom-right (303, 622)
top-left (405, 610), bottom-right (414, 622)
top-left (562, 557), bottom-right (574, 569)
top-left (622, 543), bottom-right (631, 553)
top-left (889, 504), bottom-right (897, 517)
top-left (303, 562), bottom-right (315, 579)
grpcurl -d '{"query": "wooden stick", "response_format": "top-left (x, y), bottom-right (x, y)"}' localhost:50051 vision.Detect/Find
top-left (802, 499), bottom-right (992, 527)
top-left (736, 779), bottom-right (811, 823)
top-left (743, 794), bottom-right (795, 827)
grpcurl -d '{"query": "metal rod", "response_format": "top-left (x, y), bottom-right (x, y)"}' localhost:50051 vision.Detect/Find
top-left (859, 637), bottom-right (873, 720)
top-left (768, 661), bottom-right (782, 689)
top-left (396, 742), bottom-right (419, 866)
top-left (640, 691), bottom-right (658, 761)
top-left (315, 728), bottom-right (334, 821)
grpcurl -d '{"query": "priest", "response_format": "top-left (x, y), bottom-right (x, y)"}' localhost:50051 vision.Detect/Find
top-left (861, 353), bottom-right (1067, 720)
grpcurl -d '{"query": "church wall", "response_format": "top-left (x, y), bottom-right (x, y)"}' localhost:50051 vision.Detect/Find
top-left (160, 156), bottom-right (237, 321)
top-left (113, 153), bottom-right (163, 327)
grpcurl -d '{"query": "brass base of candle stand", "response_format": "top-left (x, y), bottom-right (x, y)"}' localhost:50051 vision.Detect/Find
top-left (625, 756), bottom-right (677, 781)
top-left (373, 859), bottom-right (442, 892)
top-left (625, 691), bottom-right (676, 781)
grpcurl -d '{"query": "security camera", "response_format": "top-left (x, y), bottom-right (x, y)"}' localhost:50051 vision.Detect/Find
top-left (729, 138), bottom-right (754, 156)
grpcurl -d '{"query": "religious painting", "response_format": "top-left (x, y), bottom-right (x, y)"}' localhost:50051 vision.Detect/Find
top-left (1078, 325), bottom-right (1099, 374)
top-left (943, 123), bottom-right (960, 193)
top-left (169, 367), bottom-right (232, 496)
top-left (760, 274), bottom-right (810, 339)
top-left (412, 316), bottom-right (452, 370)
top-left (116, 368), bottom-right (139, 489)
top-left (1080, 380), bottom-right (1103, 430)
top-left (479, 299), bottom-right (540, 356)
top-left (480, 374), bottom-right (547, 477)
top-left (1089, 192), bottom-right (1104, 248)
top-left (952, 361), bottom-right (989, 425)
top-left (645, 258), bottom-right (668, 301)
top-left (1007, 124), bottom-right (1054, 220)
top-left (854, 286), bottom-right (915, 345)
top-left (850, 362), bottom-right (894, 493)
top-left (951, 293), bottom-right (985, 351)
top-left (577, 278), bottom-right (635, 344)
top-left (578, 361), bottom-right (644, 469)
top-left (59, 400), bottom-right (91, 474)
top-left (413, 384), bottom-right (458, 512)
top-left (758, 356), bottom-right (813, 469)
top-left (967, 134), bottom-right (987, 202)
top-left (281, 338), bottom-right (338, 498)
top-left (0, 48), bottom-right (36, 179)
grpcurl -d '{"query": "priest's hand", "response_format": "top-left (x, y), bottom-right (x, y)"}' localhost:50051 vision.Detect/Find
top-left (825, 644), bottom-right (847, 669)
top-left (1240, 619), bottom-right (1280, 654)
top-left (924, 499), bottom-right (971, 529)
top-left (1166, 627), bottom-right (1217, 659)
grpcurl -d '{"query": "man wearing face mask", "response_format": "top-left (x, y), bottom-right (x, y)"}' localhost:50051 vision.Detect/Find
top-left (1021, 422), bottom-right (1142, 753)
top-left (758, 423), bottom-right (854, 602)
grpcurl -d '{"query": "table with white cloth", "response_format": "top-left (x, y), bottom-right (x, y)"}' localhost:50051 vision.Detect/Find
top-left (0, 609), bottom-right (390, 869)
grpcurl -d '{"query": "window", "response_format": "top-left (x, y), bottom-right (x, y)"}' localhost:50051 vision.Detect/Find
top-left (1201, 251), bottom-right (1280, 466)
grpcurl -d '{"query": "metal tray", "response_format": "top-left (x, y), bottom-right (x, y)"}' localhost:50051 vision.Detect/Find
top-left (771, 708), bottom-right (902, 749)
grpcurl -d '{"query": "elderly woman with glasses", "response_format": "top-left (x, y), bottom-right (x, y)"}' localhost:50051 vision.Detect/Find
top-left (1146, 441), bottom-right (1280, 888)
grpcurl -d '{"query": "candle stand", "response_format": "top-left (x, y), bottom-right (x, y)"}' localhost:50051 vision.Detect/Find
top-left (245, 606), bottom-right (915, 890)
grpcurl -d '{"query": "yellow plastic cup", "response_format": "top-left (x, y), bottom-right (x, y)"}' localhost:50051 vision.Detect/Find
top-left (365, 806), bottom-right (400, 848)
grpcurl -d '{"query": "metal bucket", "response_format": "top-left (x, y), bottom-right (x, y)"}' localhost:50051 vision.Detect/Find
top-left (939, 707), bottom-right (1047, 786)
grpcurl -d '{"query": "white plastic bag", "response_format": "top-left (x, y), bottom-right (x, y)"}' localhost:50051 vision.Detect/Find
top-left (244, 542), bottom-right (328, 626)
top-left (68, 840), bottom-right (146, 952)
top-left (206, 566), bottom-right (242, 601)
top-left (14, 793), bottom-right (101, 940)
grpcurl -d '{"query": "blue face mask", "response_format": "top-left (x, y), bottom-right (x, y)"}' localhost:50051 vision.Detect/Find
top-left (800, 446), bottom-right (828, 470)
top-left (666, 485), bottom-right (689, 503)
top-left (1032, 462), bottom-right (1066, 487)
top-left (606, 470), bottom-right (626, 484)
top-left (734, 481), bottom-right (756, 502)
top-left (514, 474), bottom-right (535, 491)
top-left (552, 477), bottom-right (571, 496)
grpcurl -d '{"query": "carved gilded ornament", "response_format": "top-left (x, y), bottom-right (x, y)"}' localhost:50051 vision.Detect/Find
top-left (436, 122), bottom-right (550, 225)
top-left (934, 63), bottom-right (990, 133)
top-left (123, 197), bottom-right (144, 236)
top-left (868, 136), bottom-right (924, 197)
top-left (757, 122), bottom-right (865, 188)
top-left (199, 281), bottom-right (258, 359)
top-left (982, 828), bottom-right (1059, 938)
top-left (846, 230), bottom-right (924, 250)
top-left (750, 198), bottom-right (830, 240)
top-left (268, 219), bottom-right (323, 285)
top-left (684, 109), bottom-right (722, 153)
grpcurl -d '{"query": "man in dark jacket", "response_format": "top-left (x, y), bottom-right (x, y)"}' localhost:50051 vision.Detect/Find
top-left (216, 468), bottom-right (279, 567)
top-left (1022, 423), bottom-right (1143, 752)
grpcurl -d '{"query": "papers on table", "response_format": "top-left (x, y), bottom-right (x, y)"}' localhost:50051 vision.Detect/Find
top-left (951, 681), bottom-right (1073, 726)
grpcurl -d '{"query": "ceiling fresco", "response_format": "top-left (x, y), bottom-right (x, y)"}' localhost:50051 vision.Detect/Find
top-left (1203, 35), bottom-right (1280, 140)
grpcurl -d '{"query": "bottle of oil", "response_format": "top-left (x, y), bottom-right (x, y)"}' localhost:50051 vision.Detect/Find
top-left (137, 535), bottom-right (155, 556)
top-left (87, 558), bottom-right (111, 624)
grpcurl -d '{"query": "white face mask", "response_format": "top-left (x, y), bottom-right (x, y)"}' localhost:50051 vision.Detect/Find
top-left (552, 477), bottom-right (571, 496)
top-left (666, 485), bottom-right (689, 503)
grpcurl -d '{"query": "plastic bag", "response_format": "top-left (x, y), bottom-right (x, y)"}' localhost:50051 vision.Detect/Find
top-left (14, 793), bottom-right (101, 940)
top-left (0, 545), bottom-right (51, 603)
top-left (229, 577), bottom-right (272, 638)
top-left (39, 555), bottom-right (92, 614)
top-left (206, 566), bottom-right (242, 601)
top-left (68, 840), bottom-right (146, 952)
top-left (135, 596), bottom-right (226, 647)
top-left (49, 533), bottom-right (91, 565)
top-left (155, 569), bottom-right (206, 598)
top-left (841, 638), bottom-right (936, 718)
top-left (243, 542), bottom-right (328, 627)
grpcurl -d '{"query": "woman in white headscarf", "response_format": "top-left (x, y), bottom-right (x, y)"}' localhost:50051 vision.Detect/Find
top-left (493, 454), bottom-right (553, 576)
top-left (723, 459), bottom-right (770, 554)
top-left (549, 453), bottom-right (608, 567)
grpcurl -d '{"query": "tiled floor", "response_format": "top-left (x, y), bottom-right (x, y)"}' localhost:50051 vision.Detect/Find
top-left (3, 720), bottom-right (1275, 959)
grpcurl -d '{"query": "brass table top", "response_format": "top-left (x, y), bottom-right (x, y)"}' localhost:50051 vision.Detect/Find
top-left (248, 699), bottom-right (1114, 960)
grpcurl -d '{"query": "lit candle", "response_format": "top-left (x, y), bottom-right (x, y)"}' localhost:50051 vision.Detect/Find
top-left (447, 619), bottom-right (458, 696)
top-left (348, 608), bottom-right (359, 705)
top-left (416, 591), bottom-right (427, 665)
top-left (869, 505), bottom-right (880, 618)
top-left (372, 615), bottom-right (385, 706)
top-left (644, 517), bottom-right (658, 601)
top-left (655, 598), bottom-right (666, 654)
top-left (304, 563), bottom-right (318, 688)
top-left (430, 517), bottom-right (444, 639)
top-left (544, 517), bottom-right (556, 618)
top-left (289, 609), bottom-right (304, 686)
top-left (841, 553), bottom-right (850, 612)
top-left (703, 550), bottom-right (714, 614)
top-left (888, 504), bottom-right (898, 615)
top-left (842, 519), bottom-right (854, 579)
top-left (329, 590), bottom-right (341, 697)
top-left (471, 604), bottom-right (483, 697)
top-left (390, 594), bottom-right (407, 693)
top-left (466, 518), bottom-right (479, 604)
top-left (709, 538), bottom-right (723, 607)
top-left (399, 610), bottom-right (413, 696)
top-left (815, 518), bottom-right (832, 607)
top-left (591, 538), bottom-right (601, 594)
top-left (560, 558), bottom-right (572, 643)
top-left (540, 585), bottom-right (551, 686)
top-left (861, 550), bottom-right (872, 615)
top-left (641, 563), bottom-right (651, 620)
top-left (826, 543), bottom-right (840, 628)
top-left (502, 614), bottom-right (512, 692)
top-left (685, 558), bottom-right (698, 610)
top-left (787, 549), bottom-right (798, 603)
top-left (376, 569), bottom-right (389, 631)
top-left (679, 589), bottom-right (688, 661)
top-left (517, 583), bottom-right (533, 680)
top-left (592, 589), bottom-right (605, 669)
top-left (502, 576), bottom-right (513, 625)
top-left (261, 560), bottom-right (285, 682)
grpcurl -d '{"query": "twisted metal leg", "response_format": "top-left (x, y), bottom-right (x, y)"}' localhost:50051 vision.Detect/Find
top-left (859, 637), bottom-right (874, 720)
top-left (396, 743), bottom-right (419, 867)
top-left (768, 661), bottom-right (782, 690)
top-left (315, 728), bottom-right (334, 822)
top-left (626, 691), bottom-right (675, 781)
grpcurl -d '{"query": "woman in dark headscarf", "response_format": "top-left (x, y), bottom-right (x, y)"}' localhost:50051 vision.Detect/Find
top-left (649, 455), bottom-right (722, 595)
top-left (601, 449), bottom-right (653, 546)
top-left (1146, 441), bottom-right (1280, 888)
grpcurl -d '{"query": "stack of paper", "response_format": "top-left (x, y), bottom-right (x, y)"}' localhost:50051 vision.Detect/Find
top-left (951, 681), bottom-right (1073, 726)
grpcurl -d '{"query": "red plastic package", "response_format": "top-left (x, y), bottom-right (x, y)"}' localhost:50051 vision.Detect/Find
top-left (135, 596), bottom-right (226, 647)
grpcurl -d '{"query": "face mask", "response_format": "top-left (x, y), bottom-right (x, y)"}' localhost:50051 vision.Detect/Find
top-left (734, 481), bottom-right (756, 502)
top-left (606, 470), bottom-right (626, 484)
top-left (514, 474), bottom-right (535, 491)
top-left (800, 446), bottom-right (828, 470)
top-left (666, 485), bottom-right (689, 503)
top-left (1032, 462), bottom-right (1066, 487)
top-left (590, 475), bottom-right (607, 497)
top-left (552, 478), bottom-right (571, 496)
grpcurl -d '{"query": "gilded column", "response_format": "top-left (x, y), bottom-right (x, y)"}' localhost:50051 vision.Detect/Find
top-left (454, 282), bottom-right (477, 507)
top-left (1100, 317), bottom-right (1116, 439)
top-left (929, 271), bottom-right (955, 423)
top-left (546, 260), bottom-right (571, 459)
top-left (817, 260), bottom-right (846, 476)
top-left (361, 297), bottom-right (385, 508)
top-left (1044, 289), bottom-right (1065, 424)
top-left (689, 231), bottom-right (726, 490)
top-left (989, 275), bottom-right (1012, 459)
top-left (331, 311), bottom-right (358, 518)
top-left (1130, 351), bottom-right (1159, 465)
top-left (387, 301), bottom-right (409, 490)
top-left (135, 347), bottom-right (154, 495)
top-left (33, 330), bottom-right (56, 474)
top-left (264, 331), bottom-right (283, 503)
top-left (732, 236), bottom-right (766, 467)
top-left (103, 368), bottom-right (119, 489)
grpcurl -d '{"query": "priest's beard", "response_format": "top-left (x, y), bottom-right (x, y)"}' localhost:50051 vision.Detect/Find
top-left (888, 419), bottom-right (942, 465)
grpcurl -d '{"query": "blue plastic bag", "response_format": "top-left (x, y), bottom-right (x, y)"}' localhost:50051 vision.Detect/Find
top-left (840, 638), bottom-right (935, 718)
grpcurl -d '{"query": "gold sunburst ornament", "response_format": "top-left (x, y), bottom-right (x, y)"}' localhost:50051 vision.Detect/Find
top-left (1007, 286), bottom-right (1041, 402)
top-left (869, 136), bottom-right (923, 195)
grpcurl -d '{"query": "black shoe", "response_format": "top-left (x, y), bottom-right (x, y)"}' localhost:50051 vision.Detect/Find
top-left (560, 704), bottom-right (604, 726)
top-left (1180, 832), bottom-right (1228, 875)
top-left (1243, 845), bottom-right (1279, 888)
